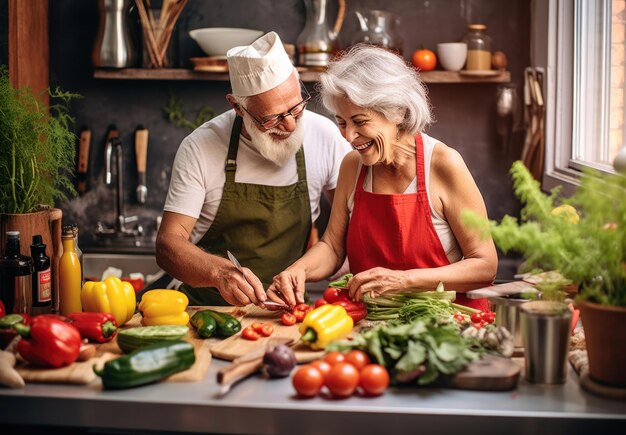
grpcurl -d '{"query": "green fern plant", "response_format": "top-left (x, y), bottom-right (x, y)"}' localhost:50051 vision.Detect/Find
top-left (0, 67), bottom-right (80, 213)
top-left (463, 160), bottom-right (626, 307)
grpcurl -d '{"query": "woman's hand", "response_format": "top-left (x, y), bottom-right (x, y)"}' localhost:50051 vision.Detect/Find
top-left (347, 267), bottom-right (408, 301)
top-left (267, 267), bottom-right (307, 307)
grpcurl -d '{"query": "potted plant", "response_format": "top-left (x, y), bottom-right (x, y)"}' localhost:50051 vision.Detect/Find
top-left (463, 160), bottom-right (626, 387)
top-left (0, 66), bottom-right (79, 312)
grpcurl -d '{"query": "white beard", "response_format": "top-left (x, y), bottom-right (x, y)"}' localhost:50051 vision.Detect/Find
top-left (241, 113), bottom-right (305, 166)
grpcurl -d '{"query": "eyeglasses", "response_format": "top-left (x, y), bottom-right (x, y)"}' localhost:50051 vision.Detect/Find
top-left (239, 83), bottom-right (311, 130)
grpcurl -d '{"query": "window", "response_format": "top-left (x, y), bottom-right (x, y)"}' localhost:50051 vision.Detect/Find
top-left (535, 0), bottom-right (625, 193)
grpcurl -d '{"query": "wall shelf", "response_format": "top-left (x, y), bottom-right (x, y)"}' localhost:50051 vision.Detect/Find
top-left (93, 68), bottom-right (511, 84)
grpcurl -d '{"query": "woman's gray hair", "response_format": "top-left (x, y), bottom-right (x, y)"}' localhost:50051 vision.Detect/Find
top-left (318, 44), bottom-right (432, 135)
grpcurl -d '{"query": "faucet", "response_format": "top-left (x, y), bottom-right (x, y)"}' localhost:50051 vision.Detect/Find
top-left (96, 138), bottom-right (144, 238)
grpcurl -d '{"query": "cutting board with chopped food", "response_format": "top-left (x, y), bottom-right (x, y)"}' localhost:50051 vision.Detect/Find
top-left (205, 305), bottom-right (325, 363)
top-left (16, 313), bottom-right (212, 385)
top-left (440, 355), bottom-right (522, 391)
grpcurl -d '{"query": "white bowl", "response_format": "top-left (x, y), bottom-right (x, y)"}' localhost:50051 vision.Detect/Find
top-left (437, 42), bottom-right (468, 72)
top-left (189, 28), bottom-right (264, 57)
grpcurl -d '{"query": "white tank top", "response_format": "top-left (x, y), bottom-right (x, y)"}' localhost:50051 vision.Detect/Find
top-left (347, 133), bottom-right (463, 263)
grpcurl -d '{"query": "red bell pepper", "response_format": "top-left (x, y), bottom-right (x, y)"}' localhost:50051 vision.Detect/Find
top-left (14, 315), bottom-right (81, 368)
top-left (323, 287), bottom-right (351, 303)
top-left (66, 312), bottom-right (118, 343)
top-left (0, 313), bottom-right (31, 349)
top-left (0, 300), bottom-right (5, 317)
top-left (322, 287), bottom-right (367, 323)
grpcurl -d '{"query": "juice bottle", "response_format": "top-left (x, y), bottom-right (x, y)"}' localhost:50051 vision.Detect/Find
top-left (59, 225), bottom-right (82, 315)
top-left (30, 235), bottom-right (52, 315)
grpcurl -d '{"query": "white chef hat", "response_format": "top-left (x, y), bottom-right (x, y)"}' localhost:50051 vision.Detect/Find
top-left (227, 31), bottom-right (295, 97)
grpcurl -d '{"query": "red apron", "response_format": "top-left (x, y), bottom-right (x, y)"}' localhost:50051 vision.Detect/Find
top-left (346, 133), bottom-right (489, 311)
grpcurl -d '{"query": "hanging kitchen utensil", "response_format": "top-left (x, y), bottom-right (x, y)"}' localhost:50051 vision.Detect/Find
top-left (134, 125), bottom-right (148, 204)
top-left (76, 126), bottom-right (92, 194)
top-left (521, 67), bottom-right (545, 181)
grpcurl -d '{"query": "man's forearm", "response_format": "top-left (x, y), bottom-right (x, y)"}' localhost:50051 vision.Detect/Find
top-left (155, 235), bottom-right (224, 288)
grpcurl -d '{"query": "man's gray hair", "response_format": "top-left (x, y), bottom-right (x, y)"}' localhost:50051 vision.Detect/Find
top-left (318, 45), bottom-right (432, 135)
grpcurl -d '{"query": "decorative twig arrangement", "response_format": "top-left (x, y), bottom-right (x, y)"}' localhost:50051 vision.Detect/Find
top-left (135, 0), bottom-right (189, 68)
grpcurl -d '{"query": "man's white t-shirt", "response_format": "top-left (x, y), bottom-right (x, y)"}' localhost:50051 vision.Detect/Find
top-left (164, 109), bottom-right (351, 243)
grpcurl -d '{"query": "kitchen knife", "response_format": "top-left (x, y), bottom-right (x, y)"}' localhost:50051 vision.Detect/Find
top-left (76, 126), bottom-right (92, 194)
top-left (135, 125), bottom-right (149, 204)
top-left (226, 250), bottom-right (290, 310)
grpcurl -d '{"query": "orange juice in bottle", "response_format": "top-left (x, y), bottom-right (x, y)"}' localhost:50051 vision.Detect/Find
top-left (59, 225), bottom-right (82, 315)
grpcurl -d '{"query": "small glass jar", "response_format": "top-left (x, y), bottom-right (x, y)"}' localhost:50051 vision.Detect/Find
top-left (462, 24), bottom-right (492, 71)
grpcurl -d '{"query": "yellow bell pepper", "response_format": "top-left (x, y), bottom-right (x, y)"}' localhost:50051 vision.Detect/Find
top-left (138, 289), bottom-right (190, 326)
top-left (299, 304), bottom-right (353, 350)
top-left (81, 276), bottom-right (136, 326)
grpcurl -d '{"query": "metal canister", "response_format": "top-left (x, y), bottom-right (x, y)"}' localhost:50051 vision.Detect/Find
top-left (489, 295), bottom-right (530, 349)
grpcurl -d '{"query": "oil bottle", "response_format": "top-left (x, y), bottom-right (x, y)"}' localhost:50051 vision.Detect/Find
top-left (0, 231), bottom-right (33, 314)
top-left (30, 235), bottom-right (52, 315)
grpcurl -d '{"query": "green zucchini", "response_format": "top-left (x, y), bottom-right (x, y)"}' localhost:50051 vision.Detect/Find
top-left (117, 325), bottom-right (189, 354)
top-left (203, 310), bottom-right (241, 337)
top-left (190, 310), bottom-right (217, 338)
top-left (94, 340), bottom-right (195, 390)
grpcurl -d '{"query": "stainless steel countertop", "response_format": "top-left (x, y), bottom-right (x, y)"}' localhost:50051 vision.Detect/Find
top-left (0, 356), bottom-right (624, 434)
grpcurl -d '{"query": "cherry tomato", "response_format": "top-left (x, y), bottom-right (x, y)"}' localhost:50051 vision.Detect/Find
top-left (295, 303), bottom-right (311, 312)
top-left (281, 313), bottom-right (297, 326)
top-left (470, 312), bottom-right (483, 324)
top-left (323, 351), bottom-right (346, 366)
top-left (250, 322), bottom-right (264, 333)
top-left (411, 48), bottom-right (437, 71)
top-left (293, 309), bottom-right (307, 322)
top-left (310, 359), bottom-right (332, 383)
top-left (292, 365), bottom-right (324, 398)
top-left (314, 298), bottom-right (328, 308)
top-left (345, 350), bottom-right (370, 371)
top-left (241, 326), bottom-right (260, 340)
top-left (482, 311), bottom-right (496, 324)
top-left (359, 364), bottom-right (390, 396)
top-left (259, 324), bottom-right (274, 337)
top-left (453, 313), bottom-right (465, 323)
top-left (326, 362), bottom-right (360, 398)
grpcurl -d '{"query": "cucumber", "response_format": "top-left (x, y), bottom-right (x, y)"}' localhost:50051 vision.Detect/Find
top-left (95, 340), bottom-right (195, 390)
top-left (190, 310), bottom-right (217, 338)
top-left (117, 325), bottom-right (189, 354)
top-left (202, 310), bottom-right (241, 337)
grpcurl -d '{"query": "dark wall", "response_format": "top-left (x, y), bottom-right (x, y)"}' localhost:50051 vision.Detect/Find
top-left (46, 0), bottom-right (527, 271)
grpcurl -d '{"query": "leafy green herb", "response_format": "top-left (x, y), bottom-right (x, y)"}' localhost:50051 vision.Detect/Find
top-left (462, 160), bottom-right (626, 306)
top-left (329, 273), bottom-right (353, 288)
top-left (162, 93), bottom-right (215, 131)
top-left (0, 66), bottom-right (79, 213)
top-left (328, 316), bottom-right (481, 385)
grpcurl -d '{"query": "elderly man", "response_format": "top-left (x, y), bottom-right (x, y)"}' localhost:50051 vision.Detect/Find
top-left (155, 32), bottom-right (351, 307)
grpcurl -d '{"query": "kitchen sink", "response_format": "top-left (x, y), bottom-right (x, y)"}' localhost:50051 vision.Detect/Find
top-left (82, 253), bottom-right (162, 282)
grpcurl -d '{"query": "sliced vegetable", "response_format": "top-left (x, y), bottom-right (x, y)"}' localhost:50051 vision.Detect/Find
top-left (190, 310), bottom-right (217, 338)
top-left (241, 326), bottom-right (260, 340)
top-left (281, 312), bottom-right (296, 326)
top-left (117, 325), bottom-right (189, 354)
top-left (94, 340), bottom-right (195, 390)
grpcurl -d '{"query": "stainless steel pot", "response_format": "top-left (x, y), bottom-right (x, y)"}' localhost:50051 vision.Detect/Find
top-left (489, 295), bottom-right (530, 349)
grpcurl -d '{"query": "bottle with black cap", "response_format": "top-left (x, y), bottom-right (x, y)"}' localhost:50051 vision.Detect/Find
top-left (30, 235), bottom-right (52, 315)
top-left (0, 231), bottom-right (34, 314)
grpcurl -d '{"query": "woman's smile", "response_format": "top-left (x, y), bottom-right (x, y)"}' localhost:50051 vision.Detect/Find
top-left (353, 139), bottom-right (374, 152)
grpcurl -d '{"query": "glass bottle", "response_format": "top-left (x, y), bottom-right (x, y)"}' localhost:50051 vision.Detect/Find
top-left (0, 231), bottom-right (33, 314)
top-left (72, 223), bottom-right (84, 287)
top-left (462, 24), bottom-right (492, 71)
top-left (59, 225), bottom-right (82, 315)
top-left (30, 235), bottom-right (52, 315)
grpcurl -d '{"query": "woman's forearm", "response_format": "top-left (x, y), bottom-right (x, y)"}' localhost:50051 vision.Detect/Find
top-left (402, 257), bottom-right (497, 292)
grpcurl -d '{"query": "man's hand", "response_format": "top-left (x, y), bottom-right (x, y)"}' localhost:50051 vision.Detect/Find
top-left (215, 263), bottom-right (267, 307)
top-left (267, 267), bottom-right (306, 307)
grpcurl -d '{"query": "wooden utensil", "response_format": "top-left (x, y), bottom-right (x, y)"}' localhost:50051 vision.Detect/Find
top-left (76, 126), bottom-right (91, 194)
top-left (134, 125), bottom-right (149, 204)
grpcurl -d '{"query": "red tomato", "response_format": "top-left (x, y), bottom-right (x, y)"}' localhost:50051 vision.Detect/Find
top-left (295, 303), bottom-right (311, 312)
top-left (345, 350), bottom-right (370, 371)
top-left (250, 322), bottom-right (264, 332)
top-left (323, 351), bottom-right (346, 366)
top-left (470, 312), bottom-right (483, 324)
top-left (411, 49), bottom-right (437, 71)
top-left (292, 365), bottom-right (324, 398)
top-left (359, 364), bottom-right (390, 396)
top-left (314, 298), bottom-right (328, 308)
top-left (259, 324), bottom-right (274, 337)
top-left (293, 309), bottom-right (307, 322)
top-left (453, 313), bottom-right (465, 323)
top-left (326, 362), bottom-right (360, 398)
top-left (310, 359), bottom-right (332, 383)
top-left (482, 312), bottom-right (496, 324)
top-left (241, 326), bottom-right (260, 340)
top-left (281, 313), bottom-right (297, 326)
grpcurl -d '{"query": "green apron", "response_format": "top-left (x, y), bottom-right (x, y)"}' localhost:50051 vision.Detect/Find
top-left (179, 116), bottom-right (312, 305)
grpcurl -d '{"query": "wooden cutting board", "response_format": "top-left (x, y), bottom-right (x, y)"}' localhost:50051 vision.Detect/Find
top-left (16, 313), bottom-right (212, 385)
top-left (205, 305), bottom-right (325, 363)
top-left (440, 355), bottom-right (522, 391)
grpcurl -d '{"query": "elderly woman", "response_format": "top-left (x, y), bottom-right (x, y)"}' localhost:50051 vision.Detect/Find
top-left (267, 45), bottom-right (497, 311)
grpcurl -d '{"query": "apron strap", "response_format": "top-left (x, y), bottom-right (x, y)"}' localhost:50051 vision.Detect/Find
top-left (295, 146), bottom-right (306, 181)
top-left (415, 133), bottom-right (426, 194)
top-left (225, 116), bottom-right (243, 182)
